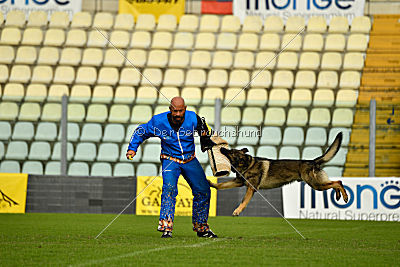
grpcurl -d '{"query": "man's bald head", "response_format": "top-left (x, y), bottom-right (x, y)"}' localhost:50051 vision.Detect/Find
top-left (170, 96), bottom-right (185, 109)
top-left (169, 96), bottom-right (187, 124)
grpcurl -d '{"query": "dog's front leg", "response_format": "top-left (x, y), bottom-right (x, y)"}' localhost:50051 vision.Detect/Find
top-left (232, 186), bottom-right (255, 216)
top-left (208, 178), bottom-right (243, 190)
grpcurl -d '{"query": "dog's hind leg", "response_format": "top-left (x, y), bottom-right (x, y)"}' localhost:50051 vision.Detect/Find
top-left (232, 186), bottom-right (255, 216)
top-left (208, 178), bottom-right (243, 190)
top-left (310, 181), bottom-right (349, 203)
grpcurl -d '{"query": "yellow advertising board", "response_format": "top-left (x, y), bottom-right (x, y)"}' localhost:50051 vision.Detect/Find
top-left (0, 173), bottom-right (28, 213)
top-left (119, 0), bottom-right (185, 21)
top-left (136, 176), bottom-right (217, 217)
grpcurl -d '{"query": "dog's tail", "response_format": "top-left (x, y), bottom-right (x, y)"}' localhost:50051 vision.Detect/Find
top-left (314, 132), bottom-right (343, 165)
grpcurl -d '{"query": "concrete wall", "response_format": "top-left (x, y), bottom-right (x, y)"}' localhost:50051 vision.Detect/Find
top-left (26, 175), bottom-right (283, 217)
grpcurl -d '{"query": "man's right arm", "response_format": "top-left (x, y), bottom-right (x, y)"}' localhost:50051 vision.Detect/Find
top-left (126, 118), bottom-right (156, 159)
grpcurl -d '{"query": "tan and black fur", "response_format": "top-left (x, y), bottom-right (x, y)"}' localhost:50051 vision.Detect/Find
top-left (208, 132), bottom-right (349, 216)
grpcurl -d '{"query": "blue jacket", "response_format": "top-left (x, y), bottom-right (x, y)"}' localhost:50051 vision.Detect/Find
top-left (128, 110), bottom-right (204, 161)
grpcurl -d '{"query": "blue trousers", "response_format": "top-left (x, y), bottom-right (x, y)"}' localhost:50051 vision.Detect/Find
top-left (158, 157), bottom-right (211, 232)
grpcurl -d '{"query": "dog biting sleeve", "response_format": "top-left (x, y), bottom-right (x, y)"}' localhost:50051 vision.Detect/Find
top-left (196, 115), bottom-right (216, 152)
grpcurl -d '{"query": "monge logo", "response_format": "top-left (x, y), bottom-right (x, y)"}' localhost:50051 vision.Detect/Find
top-left (246, 0), bottom-right (355, 10)
top-left (300, 180), bottom-right (400, 210)
top-left (0, 0), bottom-right (70, 5)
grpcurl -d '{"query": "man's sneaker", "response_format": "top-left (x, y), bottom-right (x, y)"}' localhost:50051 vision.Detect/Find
top-left (161, 231), bottom-right (172, 238)
top-left (197, 230), bottom-right (218, 238)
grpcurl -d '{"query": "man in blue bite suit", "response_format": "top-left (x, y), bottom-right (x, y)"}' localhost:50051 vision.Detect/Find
top-left (126, 96), bottom-right (217, 238)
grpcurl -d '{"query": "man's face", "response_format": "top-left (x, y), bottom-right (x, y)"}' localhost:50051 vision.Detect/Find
top-left (169, 105), bottom-right (186, 124)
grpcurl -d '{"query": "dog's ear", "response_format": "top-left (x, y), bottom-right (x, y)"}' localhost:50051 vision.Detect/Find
top-left (240, 148), bottom-right (249, 154)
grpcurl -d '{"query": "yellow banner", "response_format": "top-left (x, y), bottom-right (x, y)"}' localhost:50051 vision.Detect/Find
top-left (119, 0), bottom-right (185, 21)
top-left (136, 176), bottom-right (217, 217)
top-left (0, 173), bottom-right (28, 213)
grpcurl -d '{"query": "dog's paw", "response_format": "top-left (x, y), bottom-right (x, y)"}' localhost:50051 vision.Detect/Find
top-left (207, 179), bottom-right (217, 189)
top-left (232, 209), bottom-right (240, 216)
top-left (335, 189), bottom-right (341, 201)
top-left (343, 193), bottom-right (349, 203)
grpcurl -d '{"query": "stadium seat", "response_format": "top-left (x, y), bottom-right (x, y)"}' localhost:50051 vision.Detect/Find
top-left (173, 32), bottom-right (194, 50)
top-left (51, 142), bottom-right (74, 161)
top-left (298, 52), bottom-right (320, 70)
top-left (92, 85), bottom-right (113, 103)
top-left (332, 108), bottom-right (353, 127)
top-left (216, 33), bottom-right (237, 50)
top-left (285, 16), bottom-right (305, 33)
top-left (86, 104), bottom-right (108, 123)
top-left (157, 14), bottom-right (177, 31)
top-left (255, 51), bottom-right (276, 70)
top-left (93, 12), bottom-right (113, 30)
top-left (198, 106), bottom-right (215, 125)
top-left (279, 146), bottom-right (300, 160)
top-left (286, 108), bottom-right (308, 126)
top-left (35, 122), bottom-right (57, 141)
top-left (31, 66), bottom-right (53, 84)
top-left (15, 46), bottom-right (37, 65)
top-left (309, 108), bottom-right (331, 127)
top-left (325, 34), bottom-right (345, 51)
top-left (37, 47), bottom-right (59, 65)
top-left (281, 33), bottom-right (302, 51)
top-left (120, 67), bottom-right (141, 86)
top-left (202, 87), bottom-right (223, 105)
top-left (250, 70), bottom-right (272, 88)
top-left (68, 162), bottom-right (89, 176)
top-left (44, 162), bottom-right (61, 175)
top-left (136, 163), bottom-right (158, 177)
top-left (109, 105), bottom-right (130, 123)
top-left (259, 33), bottom-right (280, 51)
top-left (264, 107), bottom-right (285, 126)
top-left (234, 51), bottom-right (254, 69)
top-left (0, 12), bottom-right (3, 26)
top-left (59, 47), bottom-right (82, 66)
top-left (141, 68), bottom-right (162, 87)
top-left (195, 32), bottom-right (215, 50)
top-left (328, 16), bottom-right (349, 33)
top-left (130, 31), bottom-right (151, 49)
top-left (49, 11), bottom-right (69, 29)
top-left (120, 140), bottom-right (141, 161)
top-left (207, 70), bottom-right (228, 87)
top-left (236, 126), bottom-right (260, 145)
top-left (339, 71), bottom-right (360, 89)
top-left (43, 29), bottom-right (65, 46)
top-left (238, 33), bottom-right (258, 50)
top-left (0, 45), bottom-right (14, 64)
top-left (21, 161), bottom-right (43, 175)
top-left (221, 107), bottom-right (241, 125)
top-left (269, 88), bottom-right (290, 107)
top-left (97, 143), bottom-right (119, 162)
top-left (158, 87), bottom-right (180, 104)
top-left (142, 144), bottom-right (162, 163)
top-left (324, 166), bottom-right (343, 177)
top-left (277, 52), bottom-right (298, 70)
top-left (350, 16), bottom-right (371, 33)
top-left (9, 65), bottom-right (31, 83)
top-left (3, 83), bottom-right (24, 102)
top-left (87, 30), bottom-right (108, 48)
top-left (53, 66), bottom-right (75, 84)
top-left (211, 51), bottom-right (233, 69)
top-left (47, 84), bottom-right (69, 102)
top-left (336, 89), bottom-right (358, 107)
top-left (178, 14), bottom-right (198, 32)
top-left (313, 89), bottom-right (334, 107)
top-left (136, 14), bottom-right (156, 31)
top-left (223, 88), bottom-right (245, 106)
top-left (65, 29), bottom-right (87, 47)
top-left (131, 105), bottom-right (152, 123)
top-left (103, 49), bottom-right (123, 67)
top-left (190, 51), bottom-right (211, 69)
top-left (57, 123), bottom-right (80, 142)
top-left (0, 102), bottom-right (19, 121)
top-left (0, 161), bottom-right (20, 173)
top-left (109, 30), bottom-right (130, 49)
top-left (91, 162), bottom-right (112, 176)
top-left (125, 49), bottom-right (146, 68)
top-left (12, 122), bottom-right (34, 141)
top-left (217, 126), bottom-right (237, 144)
top-left (256, 146), bottom-right (277, 159)
top-left (19, 103), bottom-right (41, 121)
top-left (272, 70), bottom-right (294, 88)
top-left (243, 15), bottom-right (262, 33)
top-left (74, 142), bottom-right (96, 161)
top-left (307, 16), bottom-right (327, 33)
top-left (71, 12), bottom-right (92, 28)
top-left (80, 123), bottom-right (102, 142)
top-left (69, 85), bottom-right (90, 103)
top-left (195, 145), bottom-right (209, 164)
top-left (246, 88), bottom-right (268, 106)
top-left (21, 28), bottom-right (43, 46)
top-left (317, 71), bottom-right (338, 89)
top-left (151, 32), bottom-right (173, 49)
top-left (181, 87), bottom-right (202, 105)
top-left (259, 126), bottom-right (281, 145)
top-left (228, 70), bottom-right (250, 87)
top-left (81, 48), bottom-right (102, 66)
top-left (347, 34), bottom-right (368, 52)
top-left (0, 122), bottom-right (11, 140)
top-left (329, 128), bottom-right (351, 146)
top-left (220, 15), bottom-right (240, 33)
top-left (302, 33), bottom-right (324, 51)
top-left (5, 141), bottom-right (28, 160)
top-left (291, 89), bottom-right (312, 106)
top-left (199, 14), bottom-right (220, 32)
top-left (343, 52), bottom-right (364, 71)
top-left (185, 69), bottom-right (206, 87)
top-left (325, 148), bottom-right (348, 166)
top-left (5, 10), bottom-right (25, 28)
top-left (75, 66), bottom-right (97, 85)
top-left (147, 50), bottom-right (168, 68)
top-left (302, 147), bottom-right (323, 160)
top-left (264, 16), bottom-right (284, 33)
top-left (0, 64), bottom-right (8, 83)
top-left (114, 86), bottom-right (135, 104)
top-left (103, 124), bottom-right (125, 143)
top-left (305, 127), bottom-right (327, 146)
top-left (25, 84), bottom-right (47, 102)
top-left (169, 50), bottom-right (190, 68)
top-left (68, 103), bottom-right (86, 122)
top-left (136, 86), bottom-right (158, 104)
top-left (242, 107), bottom-right (263, 126)
top-left (28, 141), bottom-right (51, 161)
top-left (114, 163), bottom-right (134, 176)
top-left (320, 52), bottom-right (342, 70)
top-left (114, 13), bottom-right (134, 30)
top-left (282, 127), bottom-right (304, 146)
top-left (98, 67), bottom-right (119, 86)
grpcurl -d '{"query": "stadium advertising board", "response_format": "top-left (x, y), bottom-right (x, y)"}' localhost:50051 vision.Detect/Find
top-left (283, 178), bottom-right (400, 222)
top-left (119, 0), bottom-right (185, 21)
top-left (136, 176), bottom-right (217, 216)
top-left (233, 0), bottom-right (365, 22)
top-left (0, 0), bottom-right (82, 18)
top-left (201, 0), bottom-right (233, 14)
top-left (0, 173), bottom-right (28, 213)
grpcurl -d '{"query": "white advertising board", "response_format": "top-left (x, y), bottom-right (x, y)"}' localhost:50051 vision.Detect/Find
top-left (283, 178), bottom-right (400, 222)
top-left (0, 0), bottom-right (82, 18)
top-left (234, 0), bottom-right (366, 22)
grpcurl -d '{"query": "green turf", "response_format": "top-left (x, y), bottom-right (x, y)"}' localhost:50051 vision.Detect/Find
top-left (0, 213), bottom-right (399, 266)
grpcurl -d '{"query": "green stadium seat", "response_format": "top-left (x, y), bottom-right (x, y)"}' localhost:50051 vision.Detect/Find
top-left (195, 145), bottom-right (209, 164)
top-left (282, 127), bottom-right (304, 146)
top-left (0, 160), bottom-right (20, 173)
top-left (120, 143), bottom-right (142, 162)
top-left (142, 144), bottom-right (162, 163)
top-left (219, 126), bottom-right (237, 144)
top-left (125, 124), bottom-right (139, 142)
top-left (41, 103), bottom-right (61, 122)
top-left (12, 122), bottom-right (34, 141)
top-left (332, 108), bottom-right (354, 127)
top-left (264, 107), bottom-right (285, 126)
top-left (45, 161), bottom-right (61, 175)
top-left (136, 163), bottom-right (158, 176)
top-left (302, 147), bottom-right (323, 160)
top-left (80, 123), bottom-right (102, 142)
top-left (68, 103), bottom-right (86, 122)
top-left (113, 163), bottom-right (134, 176)
top-left (103, 124), bottom-right (125, 143)
top-left (0, 122), bottom-right (11, 140)
top-left (97, 143), bottom-right (119, 162)
top-left (5, 141), bottom-right (28, 160)
top-left (109, 104), bottom-right (130, 123)
top-left (0, 102), bottom-right (19, 121)
top-left (305, 127), bottom-right (327, 146)
top-left (51, 142), bottom-right (74, 161)
top-left (237, 126), bottom-right (260, 145)
top-left (279, 146), bottom-right (300, 160)
top-left (86, 104), bottom-right (108, 123)
top-left (57, 123), bottom-right (80, 142)
top-left (329, 128), bottom-right (351, 146)
top-left (323, 166), bottom-right (343, 177)
top-left (0, 141), bottom-right (4, 160)
top-left (68, 162), bottom-right (89, 176)
top-left (325, 148), bottom-right (348, 166)
top-left (91, 162), bottom-right (112, 176)
top-left (260, 127), bottom-right (281, 145)
top-left (286, 108), bottom-right (308, 126)
top-left (256, 146), bottom-right (277, 159)
top-left (35, 122), bottom-right (57, 141)
top-left (22, 161), bottom-right (43, 175)
top-left (74, 142), bottom-right (96, 161)
top-left (309, 108), bottom-right (331, 127)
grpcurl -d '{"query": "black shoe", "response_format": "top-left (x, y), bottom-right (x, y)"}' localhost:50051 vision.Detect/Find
top-left (197, 230), bottom-right (218, 238)
top-left (161, 231), bottom-right (172, 238)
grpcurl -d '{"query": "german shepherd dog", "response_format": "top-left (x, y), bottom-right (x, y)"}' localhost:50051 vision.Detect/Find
top-left (208, 132), bottom-right (349, 216)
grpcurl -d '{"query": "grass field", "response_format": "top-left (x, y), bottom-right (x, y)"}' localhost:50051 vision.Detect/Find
top-left (0, 213), bottom-right (399, 266)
